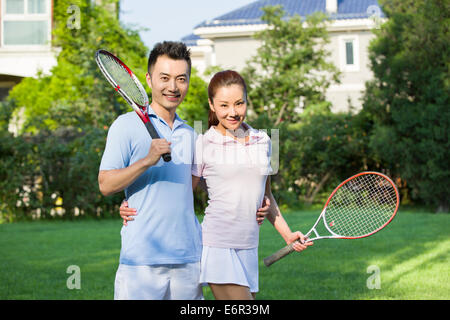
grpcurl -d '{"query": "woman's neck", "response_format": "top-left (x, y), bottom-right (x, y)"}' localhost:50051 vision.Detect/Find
top-left (214, 123), bottom-right (250, 143)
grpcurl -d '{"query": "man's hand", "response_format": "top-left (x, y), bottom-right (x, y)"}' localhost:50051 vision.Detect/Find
top-left (257, 196), bottom-right (270, 225)
top-left (144, 139), bottom-right (171, 167)
top-left (98, 140), bottom-right (171, 197)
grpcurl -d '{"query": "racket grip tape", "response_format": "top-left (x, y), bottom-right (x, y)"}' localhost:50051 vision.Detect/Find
top-left (144, 122), bottom-right (171, 162)
top-left (263, 242), bottom-right (296, 267)
top-left (161, 153), bottom-right (171, 162)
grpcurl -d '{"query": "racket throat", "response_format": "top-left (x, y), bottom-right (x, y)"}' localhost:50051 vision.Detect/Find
top-left (305, 227), bottom-right (320, 242)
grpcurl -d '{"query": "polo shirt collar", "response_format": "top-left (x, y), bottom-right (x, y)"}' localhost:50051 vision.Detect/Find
top-left (206, 123), bottom-right (267, 145)
top-left (147, 106), bottom-right (187, 130)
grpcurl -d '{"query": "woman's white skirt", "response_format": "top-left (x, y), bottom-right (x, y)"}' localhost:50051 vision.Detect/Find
top-left (199, 246), bottom-right (259, 293)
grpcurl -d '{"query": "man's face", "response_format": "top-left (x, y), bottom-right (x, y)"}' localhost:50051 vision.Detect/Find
top-left (146, 55), bottom-right (190, 112)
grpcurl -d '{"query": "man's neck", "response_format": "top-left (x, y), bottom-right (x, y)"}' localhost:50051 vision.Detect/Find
top-left (150, 103), bottom-right (176, 129)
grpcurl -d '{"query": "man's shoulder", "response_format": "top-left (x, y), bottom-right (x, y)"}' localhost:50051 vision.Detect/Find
top-left (113, 111), bottom-right (138, 125)
top-left (109, 112), bottom-right (142, 133)
top-left (104, 112), bottom-right (144, 146)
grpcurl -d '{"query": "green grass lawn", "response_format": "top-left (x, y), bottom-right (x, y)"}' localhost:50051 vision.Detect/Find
top-left (0, 209), bottom-right (448, 300)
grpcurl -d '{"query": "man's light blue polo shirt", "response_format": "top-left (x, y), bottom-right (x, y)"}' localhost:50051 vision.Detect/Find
top-left (99, 108), bottom-right (202, 265)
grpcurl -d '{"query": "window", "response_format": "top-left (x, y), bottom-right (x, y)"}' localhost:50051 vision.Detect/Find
top-left (339, 35), bottom-right (360, 72)
top-left (345, 41), bottom-right (354, 65)
top-left (5, 0), bottom-right (25, 14)
top-left (1, 0), bottom-right (51, 47)
top-left (28, 0), bottom-right (46, 14)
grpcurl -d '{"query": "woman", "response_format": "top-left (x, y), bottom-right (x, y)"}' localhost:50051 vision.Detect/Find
top-left (121, 70), bottom-right (312, 300)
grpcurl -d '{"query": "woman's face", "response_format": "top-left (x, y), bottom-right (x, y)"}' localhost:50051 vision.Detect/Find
top-left (209, 84), bottom-right (247, 134)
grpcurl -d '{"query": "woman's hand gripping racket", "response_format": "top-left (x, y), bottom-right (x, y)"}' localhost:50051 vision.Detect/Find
top-left (95, 49), bottom-right (171, 162)
top-left (264, 171), bottom-right (399, 267)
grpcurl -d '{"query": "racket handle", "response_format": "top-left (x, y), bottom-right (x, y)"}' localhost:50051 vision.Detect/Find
top-left (161, 153), bottom-right (171, 162)
top-left (145, 122), bottom-right (171, 162)
top-left (263, 242), bottom-right (296, 267)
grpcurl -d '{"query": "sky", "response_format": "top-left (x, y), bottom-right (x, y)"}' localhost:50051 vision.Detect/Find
top-left (119, 0), bottom-right (256, 50)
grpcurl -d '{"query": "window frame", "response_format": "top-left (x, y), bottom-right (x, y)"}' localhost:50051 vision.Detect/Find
top-left (338, 34), bottom-right (360, 72)
top-left (1, 0), bottom-right (52, 49)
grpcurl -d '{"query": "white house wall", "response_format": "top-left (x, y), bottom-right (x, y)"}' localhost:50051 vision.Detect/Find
top-left (191, 20), bottom-right (381, 112)
top-left (0, 48), bottom-right (57, 78)
top-left (214, 36), bottom-right (260, 72)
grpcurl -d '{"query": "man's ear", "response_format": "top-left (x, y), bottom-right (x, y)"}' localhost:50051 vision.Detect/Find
top-left (145, 72), bottom-right (152, 89)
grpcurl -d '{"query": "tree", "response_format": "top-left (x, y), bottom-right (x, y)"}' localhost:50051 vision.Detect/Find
top-left (9, 0), bottom-right (208, 132)
top-left (272, 105), bottom-right (373, 206)
top-left (363, 0), bottom-right (449, 212)
top-left (176, 68), bottom-right (209, 129)
top-left (240, 6), bottom-right (351, 205)
top-left (242, 5), bottom-right (340, 126)
top-left (8, 0), bottom-right (149, 132)
top-left (1, 0), bottom-right (209, 220)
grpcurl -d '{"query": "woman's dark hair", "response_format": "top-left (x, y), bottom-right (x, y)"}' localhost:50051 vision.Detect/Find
top-left (207, 70), bottom-right (248, 128)
top-left (148, 41), bottom-right (191, 76)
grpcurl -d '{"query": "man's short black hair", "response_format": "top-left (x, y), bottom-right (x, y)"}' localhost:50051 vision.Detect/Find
top-left (147, 41), bottom-right (191, 76)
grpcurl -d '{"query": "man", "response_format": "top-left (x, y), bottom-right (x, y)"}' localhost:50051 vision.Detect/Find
top-left (99, 42), bottom-right (268, 300)
top-left (99, 42), bottom-right (203, 300)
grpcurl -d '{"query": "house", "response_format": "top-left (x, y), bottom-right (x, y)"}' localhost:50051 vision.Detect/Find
top-left (0, 0), bottom-right (57, 101)
top-left (0, 0), bottom-right (118, 102)
top-left (182, 0), bottom-right (385, 112)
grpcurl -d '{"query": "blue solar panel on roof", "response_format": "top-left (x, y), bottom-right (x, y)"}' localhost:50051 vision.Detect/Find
top-left (194, 0), bottom-right (385, 28)
top-left (183, 0), bottom-right (385, 46)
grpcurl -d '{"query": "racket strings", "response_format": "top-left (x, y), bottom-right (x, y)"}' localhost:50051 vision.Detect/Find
top-left (98, 53), bottom-right (147, 106)
top-left (325, 174), bottom-right (397, 237)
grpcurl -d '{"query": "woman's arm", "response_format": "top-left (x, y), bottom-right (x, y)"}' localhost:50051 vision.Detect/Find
top-left (264, 176), bottom-right (313, 252)
top-left (120, 175), bottom-right (206, 226)
top-left (119, 200), bottom-right (136, 226)
top-left (192, 175), bottom-right (201, 191)
top-left (192, 175), bottom-right (208, 192)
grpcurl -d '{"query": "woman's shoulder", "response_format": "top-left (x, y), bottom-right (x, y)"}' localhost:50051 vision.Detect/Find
top-left (245, 124), bottom-right (271, 144)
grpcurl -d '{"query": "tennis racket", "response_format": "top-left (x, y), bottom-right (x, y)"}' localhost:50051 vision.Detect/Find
top-left (95, 49), bottom-right (171, 162)
top-left (264, 171), bottom-right (399, 267)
